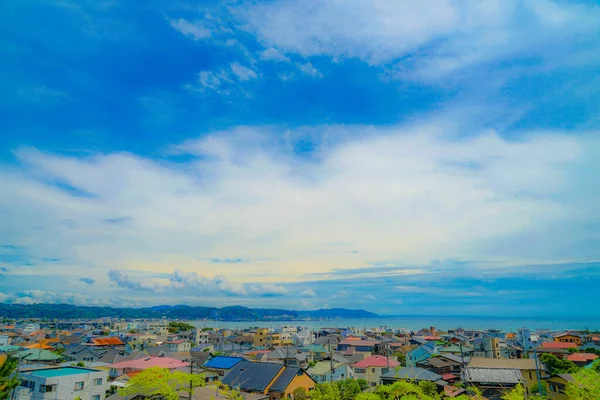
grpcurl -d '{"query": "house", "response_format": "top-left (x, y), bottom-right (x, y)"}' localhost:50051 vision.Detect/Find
top-left (554, 332), bottom-right (582, 346)
top-left (14, 349), bottom-right (63, 365)
top-left (301, 344), bottom-right (329, 361)
top-left (406, 342), bottom-right (439, 367)
top-left (201, 356), bottom-right (244, 379)
top-left (337, 339), bottom-right (379, 357)
top-left (221, 360), bottom-right (316, 399)
top-left (543, 374), bottom-right (573, 400)
top-left (307, 358), bottom-right (353, 383)
top-left (266, 333), bottom-right (293, 347)
top-left (467, 357), bottom-right (546, 394)
top-left (380, 367), bottom-right (442, 385)
top-left (86, 337), bottom-right (125, 347)
top-left (195, 329), bottom-right (211, 345)
top-left (417, 357), bottom-right (453, 375)
top-left (15, 366), bottom-right (109, 400)
top-left (351, 355), bottom-right (399, 388)
top-left (462, 367), bottom-right (525, 400)
top-left (109, 356), bottom-right (188, 378)
top-left (254, 328), bottom-right (270, 347)
top-left (163, 339), bottom-right (192, 352)
top-left (437, 353), bottom-right (468, 373)
top-left (566, 353), bottom-right (598, 367)
top-left (263, 348), bottom-right (309, 369)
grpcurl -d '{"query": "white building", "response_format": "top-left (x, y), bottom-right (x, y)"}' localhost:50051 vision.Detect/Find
top-left (15, 366), bottom-right (109, 400)
top-left (21, 324), bottom-right (41, 334)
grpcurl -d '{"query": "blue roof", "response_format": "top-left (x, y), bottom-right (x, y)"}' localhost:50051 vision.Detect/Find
top-left (27, 367), bottom-right (99, 378)
top-left (203, 356), bottom-right (244, 369)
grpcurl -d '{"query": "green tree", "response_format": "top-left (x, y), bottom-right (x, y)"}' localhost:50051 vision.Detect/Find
top-left (118, 367), bottom-right (205, 400)
top-left (540, 353), bottom-right (579, 375)
top-left (0, 357), bottom-right (19, 400)
top-left (565, 369), bottom-right (600, 400)
top-left (293, 387), bottom-right (308, 400)
top-left (501, 385), bottom-right (525, 400)
top-left (393, 352), bottom-right (406, 366)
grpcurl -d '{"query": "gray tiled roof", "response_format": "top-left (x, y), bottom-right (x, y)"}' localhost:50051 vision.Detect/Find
top-left (221, 361), bottom-right (283, 392)
top-left (269, 367), bottom-right (302, 393)
top-left (462, 367), bottom-right (524, 384)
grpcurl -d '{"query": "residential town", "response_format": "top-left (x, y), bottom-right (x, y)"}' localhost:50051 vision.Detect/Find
top-left (1, 318), bottom-right (599, 400)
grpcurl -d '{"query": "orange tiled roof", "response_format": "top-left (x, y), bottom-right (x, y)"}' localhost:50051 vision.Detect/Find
top-left (567, 353), bottom-right (598, 362)
top-left (23, 343), bottom-right (55, 350)
top-left (90, 337), bottom-right (125, 346)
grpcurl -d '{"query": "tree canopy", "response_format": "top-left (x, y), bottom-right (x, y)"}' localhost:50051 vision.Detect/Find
top-left (565, 369), bottom-right (600, 400)
top-left (118, 367), bottom-right (205, 400)
top-left (0, 356), bottom-right (19, 400)
top-left (540, 353), bottom-right (579, 375)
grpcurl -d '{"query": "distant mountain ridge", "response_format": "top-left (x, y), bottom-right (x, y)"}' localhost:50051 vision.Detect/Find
top-left (0, 303), bottom-right (379, 320)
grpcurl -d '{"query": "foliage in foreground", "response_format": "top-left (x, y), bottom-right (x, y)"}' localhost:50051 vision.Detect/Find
top-left (119, 367), bottom-right (205, 400)
top-left (0, 357), bottom-right (19, 400)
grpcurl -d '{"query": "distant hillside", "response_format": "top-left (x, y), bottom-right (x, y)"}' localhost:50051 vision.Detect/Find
top-left (0, 303), bottom-right (378, 321)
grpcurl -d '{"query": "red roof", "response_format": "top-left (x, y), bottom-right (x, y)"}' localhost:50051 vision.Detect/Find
top-left (352, 355), bottom-right (399, 368)
top-left (110, 356), bottom-right (188, 370)
top-left (91, 337), bottom-right (125, 346)
top-left (540, 342), bottom-right (576, 349)
top-left (567, 353), bottom-right (598, 362)
top-left (442, 373), bottom-right (457, 381)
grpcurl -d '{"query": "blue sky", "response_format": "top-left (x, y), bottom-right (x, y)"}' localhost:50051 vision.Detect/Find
top-left (1, 0), bottom-right (600, 316)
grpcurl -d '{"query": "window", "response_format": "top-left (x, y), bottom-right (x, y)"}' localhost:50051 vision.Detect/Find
top-left (92, 396), bottom-right (101, 400)
top-left (381, 368), bottom-right (389, 374)
top-left (354, 368), bottom-right (366, 373)
top-left (21, 380), bottom-right (35, 389)
top-left (94, 378), bottom-right (103, 385)
top-left (74, 381), bottom-right (84, 390)
top-left (39, 384), bottom-right (55, 393)
top-left (372, 368), bottom-right (375, 373)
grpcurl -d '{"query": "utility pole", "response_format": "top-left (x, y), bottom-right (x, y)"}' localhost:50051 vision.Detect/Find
top-left (188, 357), bottom-right (196, 400)
top-left (534, 347), bottom-right (542, 397)
top-left (329, 342), bottom-right (334, 383)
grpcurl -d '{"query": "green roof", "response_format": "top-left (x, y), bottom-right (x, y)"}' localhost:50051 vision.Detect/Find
top-left (440, 345), bottom-right (473, 353)
top-left (14, 349), bottom-right (63, 361)
top-left (0, 345), bottom-right (22, 353)
top-left (307, 361), bottom-right (343, 376)
top-left (306, 345), bottom-right (328, 353)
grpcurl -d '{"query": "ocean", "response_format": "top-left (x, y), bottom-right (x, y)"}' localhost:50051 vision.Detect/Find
top-left (193, 316), bottom-right (600, 332)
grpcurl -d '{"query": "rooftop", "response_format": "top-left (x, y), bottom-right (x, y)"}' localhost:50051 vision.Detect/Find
top-left (353, 355), bottom-right (399, 368)
top-left (463, 367), bottom-right (524, 384)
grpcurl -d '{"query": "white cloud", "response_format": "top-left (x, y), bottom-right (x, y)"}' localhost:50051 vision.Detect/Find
top-left (260, 48), bottom-right (291, 62)
top-left (297, 62), bottom-right (321, 77)
top-left (236, 0), bottom-right (458, 64)
top-left (186, 63), bottom-right (257, 94)
top-left (1, 122), bottom-right (599, 299)
top-left (300, 289), bottom-right (318, 298)
top-left (169, 18), bottom-right (211, 40)
top-left (230, 62), bottom-right (258, 81)
top-left (234, 0), bottom-right (600, 79)
top-left (248, 283), bottom-right (288, 296)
